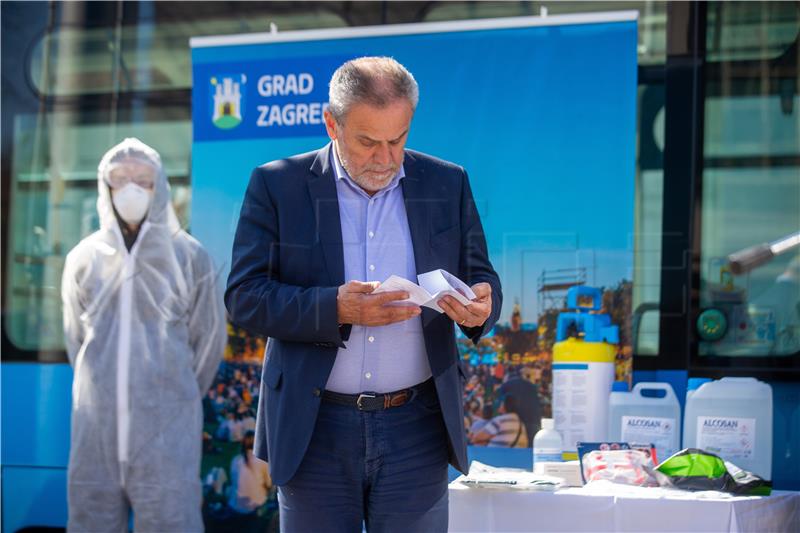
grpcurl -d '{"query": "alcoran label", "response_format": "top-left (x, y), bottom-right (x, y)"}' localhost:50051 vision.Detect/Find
top-left (696, 416), bottom-right (756, 461)
top-left (620, 416), bottom-right (677, 460)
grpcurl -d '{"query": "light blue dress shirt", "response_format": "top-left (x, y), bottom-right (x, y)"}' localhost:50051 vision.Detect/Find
top-left (324, 144), bottom-right (432, 394)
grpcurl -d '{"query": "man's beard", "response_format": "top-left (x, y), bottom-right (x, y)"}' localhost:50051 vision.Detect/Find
top-left (337, 146), bottom-right (398, 193)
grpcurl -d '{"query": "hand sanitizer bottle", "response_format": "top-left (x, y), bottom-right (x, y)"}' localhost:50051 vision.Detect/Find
top-left (533, 418), bottom-right (563, 465)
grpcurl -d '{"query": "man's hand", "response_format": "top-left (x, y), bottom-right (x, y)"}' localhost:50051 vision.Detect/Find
top-left (438, 282), bottom-right (492, 329)
top-left (337, 280), bottom-right (421, 327)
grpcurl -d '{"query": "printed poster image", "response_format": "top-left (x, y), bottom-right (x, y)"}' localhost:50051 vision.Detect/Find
top-left (201, 326), bottom-right (277, 533)
top-left (190, 14), bottom-right (637, 530)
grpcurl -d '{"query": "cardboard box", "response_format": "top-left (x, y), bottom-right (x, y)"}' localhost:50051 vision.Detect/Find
top-left (533, 461), bottom-right (583, 487)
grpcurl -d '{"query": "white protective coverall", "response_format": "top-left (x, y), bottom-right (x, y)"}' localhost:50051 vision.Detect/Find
top-left (62, 138), bottom-right (227, 532)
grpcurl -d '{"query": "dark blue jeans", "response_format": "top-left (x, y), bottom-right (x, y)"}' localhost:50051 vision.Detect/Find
top-left (278, 385), bottom-right (450, 533)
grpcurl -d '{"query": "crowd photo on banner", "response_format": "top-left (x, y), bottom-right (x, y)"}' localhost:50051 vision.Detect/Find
top-left (198, 290), bottom-right (632, 529)
top-left (201, 326), bottom-right (276, 533)
top-left (459, 285), bottom-right (633, 448)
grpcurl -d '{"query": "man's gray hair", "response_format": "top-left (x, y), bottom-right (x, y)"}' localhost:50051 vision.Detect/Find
top-left (328, 56), bottom-right (419, 123)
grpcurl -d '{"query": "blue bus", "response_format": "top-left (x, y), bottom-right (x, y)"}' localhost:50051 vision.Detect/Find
top-left (2, 2), bottom-right (799, 532)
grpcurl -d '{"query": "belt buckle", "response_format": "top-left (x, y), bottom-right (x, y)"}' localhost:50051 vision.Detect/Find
top-left (356, 392), bottom-right (377, 411)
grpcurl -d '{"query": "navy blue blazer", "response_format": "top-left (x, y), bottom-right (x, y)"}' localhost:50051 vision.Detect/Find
top-left (225, 143), bottom-right (502, 486)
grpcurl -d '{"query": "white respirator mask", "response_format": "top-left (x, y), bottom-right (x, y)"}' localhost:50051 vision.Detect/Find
top-left (112, 183), bottom-right (152, 225)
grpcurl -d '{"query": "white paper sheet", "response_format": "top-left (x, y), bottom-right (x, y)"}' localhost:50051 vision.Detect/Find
top-left (373, 269), bottom-right (477, 313)
top-left (455, 461), bottom-right (563, 491)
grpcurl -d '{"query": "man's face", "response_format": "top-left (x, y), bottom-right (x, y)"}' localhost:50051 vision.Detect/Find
top-left (324, 100), bottom-right (413, 195)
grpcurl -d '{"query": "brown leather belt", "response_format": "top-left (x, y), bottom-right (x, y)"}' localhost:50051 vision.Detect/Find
top-left (321, 378), bottom-right (436, 412)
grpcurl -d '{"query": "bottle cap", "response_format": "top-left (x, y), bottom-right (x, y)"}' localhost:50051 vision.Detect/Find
top-left (612, 381), bottom-right (629, 392)
top-left (541, 418), bottom-right (554, 430)
top-left (687, 377), bottom-right (712, 392)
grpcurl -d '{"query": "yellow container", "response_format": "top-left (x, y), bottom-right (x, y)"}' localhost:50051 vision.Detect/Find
top-left (552, 338), bottom-right (616, 452)
top-left (553, 337), bottom-right (616, 364)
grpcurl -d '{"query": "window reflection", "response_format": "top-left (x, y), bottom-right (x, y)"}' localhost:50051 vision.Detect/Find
top-left (699, 2), bottom-right (800, 357)
top-left (4, 110), bottom-right (190, 351)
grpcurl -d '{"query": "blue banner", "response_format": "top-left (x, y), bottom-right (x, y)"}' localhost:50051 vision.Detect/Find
top-left (191, 16), bottom-right (637, 524)
top-left (193, 55), bottom-right (348, 141)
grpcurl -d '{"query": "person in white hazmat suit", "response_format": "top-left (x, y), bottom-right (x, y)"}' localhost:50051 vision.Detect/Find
top-left (61, 138), bottom-right (227, 532)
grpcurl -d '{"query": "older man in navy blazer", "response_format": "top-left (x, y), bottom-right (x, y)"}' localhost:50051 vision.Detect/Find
top-left (225, 56), bottom-right (502, 532)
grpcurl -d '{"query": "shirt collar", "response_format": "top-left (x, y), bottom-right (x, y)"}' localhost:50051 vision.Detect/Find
top-left (330, 142), bottom-right (405, 197)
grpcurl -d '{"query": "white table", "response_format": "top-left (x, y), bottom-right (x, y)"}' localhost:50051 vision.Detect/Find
top-left (448, 480), bottom-right (800, 532)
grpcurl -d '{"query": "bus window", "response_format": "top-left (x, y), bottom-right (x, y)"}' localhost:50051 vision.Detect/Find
top-left (423, 1), bottom-right (668, 65)
top-left (698, 2), bottom-right (799, 357)
top-left (4, 108), bottom-right (190, 355)
top-left (30, 5), bottom-right (348, 96)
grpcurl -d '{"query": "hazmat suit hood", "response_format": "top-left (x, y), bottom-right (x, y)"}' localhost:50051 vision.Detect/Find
top-left (62, 138), bottom-right (227, 532)
top-left (96, 137), bottom-right (181, 234)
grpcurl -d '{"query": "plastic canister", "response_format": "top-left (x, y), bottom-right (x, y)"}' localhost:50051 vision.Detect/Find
top-left (552, 337), bottom-right (615, 453)
top-left (685, 377), bottom-right (712, 403)
top-left (609, 380), bottom-right (630, 407)
top-left (684, 377), bottom-right (711, 446)
top-left (683, 377), bottom-right (773, 480)
top-left (533, 418), bottom-right (563, 465)
top-left (608, 382), bottom-right (681, 462)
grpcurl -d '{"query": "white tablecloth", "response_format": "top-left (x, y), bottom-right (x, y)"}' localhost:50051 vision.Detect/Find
top-left (448, 480), bottom-right (800, 532)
